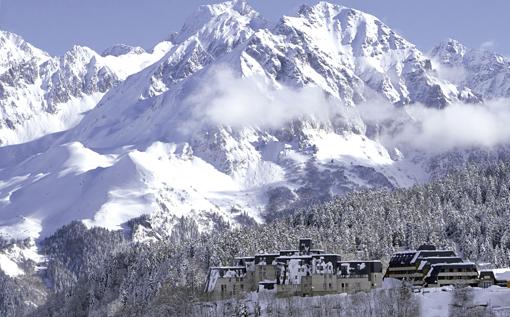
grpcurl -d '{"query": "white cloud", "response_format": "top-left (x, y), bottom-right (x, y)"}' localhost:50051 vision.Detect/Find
top-left (181, 65), bottom-right (361, 132)
top-left (434, 64), bottom-right (467, 85)
top-left (182, 65), bottom-right (510, 155)
top-left (361, 99), bottom-right (510, 153)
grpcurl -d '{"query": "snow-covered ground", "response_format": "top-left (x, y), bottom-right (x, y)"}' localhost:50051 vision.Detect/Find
top-left (101, 41), bottom-right (174, 80)
top-left (420, 286), bottom-right (510, 317)
top-left (192, 286), bottom-right (510, 317)
top-left (0, 240), bottom-right (44, 277)
top-left (0, 131), bottom-right (424, 241)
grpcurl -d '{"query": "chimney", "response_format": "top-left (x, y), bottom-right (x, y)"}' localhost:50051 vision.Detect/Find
top-left (299, 238), bottom-right (312, 255)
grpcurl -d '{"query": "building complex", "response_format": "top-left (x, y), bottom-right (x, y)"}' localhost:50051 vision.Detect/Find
top-left (205, 241), bottom-right (510, 300)
top-left (384, 244), bottom-right (479, 287)
top-left (204, 239), bottom-right (383, 300)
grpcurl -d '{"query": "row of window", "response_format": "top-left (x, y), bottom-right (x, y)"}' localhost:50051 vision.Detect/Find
top-left (220, 283), bottom-right (245, 293)
top-left (227, 277), bottom-right (244, 282)
top-left (439, 267), bottom-right (477, 273)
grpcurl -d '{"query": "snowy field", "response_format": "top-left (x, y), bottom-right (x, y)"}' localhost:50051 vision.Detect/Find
top-left (192, 285), bottom-right (510, 317)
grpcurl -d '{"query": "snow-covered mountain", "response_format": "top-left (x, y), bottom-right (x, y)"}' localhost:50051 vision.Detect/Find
top-left (431, 38), bottom-right (510, 99)
top-left (0, 0), bottom-right (508, 244)
top-left (0, 31), bottom-right (173, 146)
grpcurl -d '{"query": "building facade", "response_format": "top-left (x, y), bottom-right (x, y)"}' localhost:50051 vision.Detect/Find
top-left (385, 244), bottom-right (478, 288)
top-left (204, 239), bottom-right (383, 300)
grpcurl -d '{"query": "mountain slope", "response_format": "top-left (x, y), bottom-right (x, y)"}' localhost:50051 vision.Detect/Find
top-left (0, 0), bottom-right (508, 243)
top-left (242, 2), bottom-right (476, 107)
top-left (0, 31), bottom-right (173, 146)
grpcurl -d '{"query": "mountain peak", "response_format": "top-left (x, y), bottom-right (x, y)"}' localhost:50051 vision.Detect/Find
top-left (430, 38), bottom-right (467, 65)
top-left (297, 1), bottom-right (345, 17)
top-left (176, 0), bottom-right (262, 43)
top-left (297, 1), bottom-right (382, 25)
top-left (431, 38), bottom-right (510, 99)
top-left (209, 0), bottom-right (256, 17)
top-left (0, 30), bottom-right (50, 72)
top-left (62, 45), bottom-right (100, 65)
top-left (0, 29), bottom-right (21, 43)
top-left (0, 30), bottom-right (33, 47)
top-left (434, 38), bottom-right (467, 54)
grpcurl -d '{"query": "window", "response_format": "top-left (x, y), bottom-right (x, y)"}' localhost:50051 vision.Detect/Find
top-left (329, 283), bottom-right (332, 289)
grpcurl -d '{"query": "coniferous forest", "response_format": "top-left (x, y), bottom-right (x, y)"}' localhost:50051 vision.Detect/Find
top-left (1, 161), bottom-right (510, 316)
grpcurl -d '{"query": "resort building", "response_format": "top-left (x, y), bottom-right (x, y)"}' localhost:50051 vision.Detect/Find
top-left (385, 244), bottom-right (478, 287)
top-left (479, 269), bottom-right (510, 288)
top-left (204, 239), bottom-right (383, 300)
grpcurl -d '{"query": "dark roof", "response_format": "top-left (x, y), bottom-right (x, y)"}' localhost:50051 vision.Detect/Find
top-left (389, 249), bottom-right (457, 267)
top-left (417, 250), bottom-right (456, 258)
top-left (420, 257), bottom-right (463, 265)
top-left (210, 266), bottom-right (246, 270)
top-left (279, 250), bottom-right (299, 256)
top-left (254, 254), bottom-right (280, 264)
top-left (389, 251), bottom-right (417, 266)
top-left (234, 256), bottom-right (255, 260)
top-left (479, 270), bottom-right (496, 280)
top-left (418, 244), bottom-right (436, 251)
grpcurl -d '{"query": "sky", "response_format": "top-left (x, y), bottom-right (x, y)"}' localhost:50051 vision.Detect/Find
top-left (0, 0), bottom-right (509, 56)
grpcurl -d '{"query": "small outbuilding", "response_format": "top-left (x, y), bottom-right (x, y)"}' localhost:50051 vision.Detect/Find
top-left (479, 269), bottom-right (510, 288)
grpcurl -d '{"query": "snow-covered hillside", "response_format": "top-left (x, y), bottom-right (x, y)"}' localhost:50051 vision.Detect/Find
top-left (0, 0), bottom-right (509, 244)
top-left (0, 31), bottom-right (173, 146)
